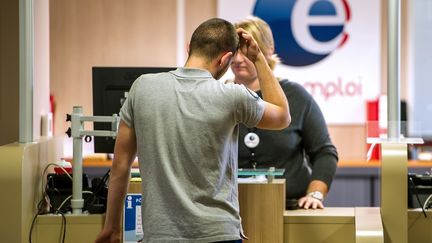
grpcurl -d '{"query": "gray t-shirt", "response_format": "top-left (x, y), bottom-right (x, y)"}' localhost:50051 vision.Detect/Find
top-left (120, 67), bottom-right (265, 242)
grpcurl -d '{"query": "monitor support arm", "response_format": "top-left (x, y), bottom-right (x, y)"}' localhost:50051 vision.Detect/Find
top-left (66, 106), bottom-right (120, 214)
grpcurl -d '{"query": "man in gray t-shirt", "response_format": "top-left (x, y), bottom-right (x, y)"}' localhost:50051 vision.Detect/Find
top-left (95, 18), bottom-right (290, 243)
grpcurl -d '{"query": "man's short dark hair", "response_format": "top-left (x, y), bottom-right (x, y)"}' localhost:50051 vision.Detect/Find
top-left (189, 18), bottom-right (239, 61)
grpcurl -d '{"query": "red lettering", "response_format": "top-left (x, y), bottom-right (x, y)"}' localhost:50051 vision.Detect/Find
top-left (303, 77), bottom-right (363, 101)
top-left (303, 82), bottom-right (324, 96)
top-left (345, 81), bottom-right (359, 96)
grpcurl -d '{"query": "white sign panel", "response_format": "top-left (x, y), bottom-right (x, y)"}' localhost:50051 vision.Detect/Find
top-left (218, 0), bottom-right (381, 124)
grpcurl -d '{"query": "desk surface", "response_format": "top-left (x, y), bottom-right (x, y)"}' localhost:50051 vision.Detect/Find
top-left (69, 154), bottom-right (432, 168)
top-left (338, 160), bottom-right (432, 168)
top-left (284, 208), bottom-right (432, 243)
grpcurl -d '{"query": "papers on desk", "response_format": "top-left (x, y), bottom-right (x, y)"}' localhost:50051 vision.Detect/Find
top-left (238, 174), bottom-right (268, 183)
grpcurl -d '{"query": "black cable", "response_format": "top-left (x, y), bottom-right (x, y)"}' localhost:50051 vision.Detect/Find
top-left (59, 212), bottom-right (66, 243)
top-left (85, 169), bottom-right (111, 212)
top-left (29, 166), bottom-right (110, 243)
top-left (29, 182), bottom-right (52, 243)
top-left (93, 168), bottom-right (110, 196)
top-left (50, 191), bottom-right (67, 243)
top-left (101, 168), bottom-right (111, 183)
top-left (29, 166), bottom-right (71, 243)
top-left (54, 194), bottom-right (72, 215)
top-left (29, 197), bottom-right (46, 243)
top-left (423, 194), bottom-right (432, 210)
top-left (28, 214), bottom-right (38, 243)
top-left (89, 169), bottom-right (110, 199)
top-left (409, 176), bottom-right (427, 218)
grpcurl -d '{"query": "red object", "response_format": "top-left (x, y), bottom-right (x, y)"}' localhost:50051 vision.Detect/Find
top-left (54, 166), bottom-right (72, 174)
top-left (366, 99), bottom-right (380, 160)
top-left (54, 159), bottom-right (72, 174)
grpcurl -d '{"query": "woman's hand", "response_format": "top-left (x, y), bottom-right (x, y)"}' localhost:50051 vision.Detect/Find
top-left (298, 194), bottom-right (324, 209)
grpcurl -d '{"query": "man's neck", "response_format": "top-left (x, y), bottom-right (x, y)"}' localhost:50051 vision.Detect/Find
top-left (184, 56), bottom-right (215, 76)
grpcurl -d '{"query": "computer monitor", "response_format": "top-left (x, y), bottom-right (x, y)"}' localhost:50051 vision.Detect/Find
top-left (92, 66), bottom-right (176, 153)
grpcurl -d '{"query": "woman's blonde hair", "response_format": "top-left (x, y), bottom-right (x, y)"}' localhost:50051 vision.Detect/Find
top-left (235, 16), bottom-right (280, 70)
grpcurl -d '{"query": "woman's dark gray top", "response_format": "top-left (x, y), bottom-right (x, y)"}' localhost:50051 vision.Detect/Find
top-left (237, 79), bottom-right (339, 200)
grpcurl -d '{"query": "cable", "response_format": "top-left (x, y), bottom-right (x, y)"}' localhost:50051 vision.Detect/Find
top-left (55, 191), bottom-right (93, 214)
top-left (85, 169), bottom-right (111, 212)
top-left (29, 189), bottom-right (51, 243)
top-left (422, 193), bottom-right (432, 212)
top-left (29, 162), bottom-right (74, 243)
top-left (59, 212), bottom-right (66, 243)
top-left (409, 176), bottom-right (427, 218)
top-left (30, 162), bottom-right (106, 242)
top-left (45, 189), bottom-right (74, 243)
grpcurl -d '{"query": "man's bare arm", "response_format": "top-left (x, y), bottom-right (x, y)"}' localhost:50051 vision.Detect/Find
top-left (237, 28), bottom-right (290, 130)
top-left (95, 120), bottom-right (137, 243)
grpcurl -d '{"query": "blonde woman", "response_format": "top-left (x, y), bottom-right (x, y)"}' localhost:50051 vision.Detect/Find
top-left (230, 16), bottom-right (338, 209)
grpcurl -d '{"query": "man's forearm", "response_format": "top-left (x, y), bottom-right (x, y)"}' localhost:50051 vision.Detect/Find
top-left (254, 53), bottom-right (288, 109)
top-left (103, 160), bottom-right (131, 231)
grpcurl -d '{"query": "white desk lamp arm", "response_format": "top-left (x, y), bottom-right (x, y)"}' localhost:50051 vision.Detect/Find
top-left (68, 106), bottom-right (120, 214)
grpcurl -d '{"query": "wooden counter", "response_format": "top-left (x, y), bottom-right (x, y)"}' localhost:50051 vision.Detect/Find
top-left (284, 207), bottom-right (355, 243)
top-left (34, 208), bottom-right (432, 243)
top-left (355, 207), bottom-right (384, 243)
top-left (239, 179), bottom-right (285, 243)
top-left (284, 207), bottom-right (384, 243)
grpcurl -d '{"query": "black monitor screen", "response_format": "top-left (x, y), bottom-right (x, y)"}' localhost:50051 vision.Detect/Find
top-left (92, 67), bottom-right (176, 153)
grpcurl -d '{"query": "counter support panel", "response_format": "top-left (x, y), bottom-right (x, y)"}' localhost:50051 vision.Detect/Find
top-left (238, 179), bottom-right (285, 243)
top-left (381, 143), bottom-right (408, 243)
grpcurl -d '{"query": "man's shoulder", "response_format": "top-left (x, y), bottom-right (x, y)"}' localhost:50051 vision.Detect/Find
top-left (222, 82), bottom-right (260, 99)
top-left (139, 71), bottom-right (173, 80)
top-left (132, 71), bottom-right (173, 87)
